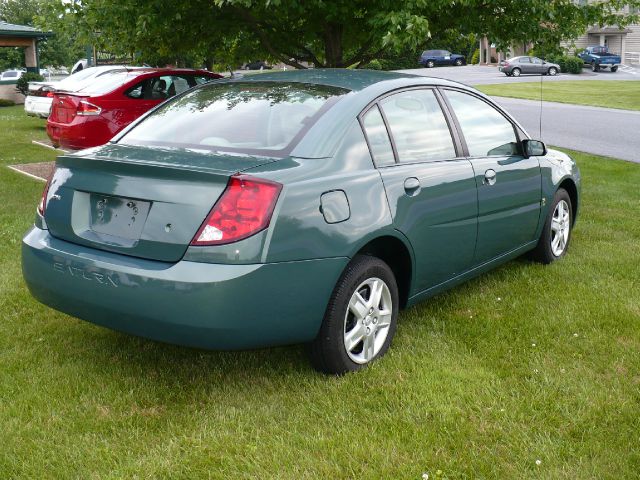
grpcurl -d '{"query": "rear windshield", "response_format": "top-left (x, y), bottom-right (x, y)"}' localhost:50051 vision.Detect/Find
top-left (75, 71), bottom-right (145, 95)
top-left (56, 67), bottom-right (124, 92)
top-left (118, 81), bottom-right (349, 156)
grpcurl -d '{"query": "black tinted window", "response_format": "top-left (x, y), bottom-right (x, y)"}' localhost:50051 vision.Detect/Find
top-left (445, 90), bottom-right (520, 157)
top-left (380, 89), bottom-right (456, 163)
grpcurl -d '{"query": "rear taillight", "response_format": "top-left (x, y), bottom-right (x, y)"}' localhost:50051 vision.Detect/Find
top-left (191, 175), bottom-right (282, 246)
top-left (37, 169), bottom-right (55, 216)
top-left (46, 91), bottom-right (54, 98)
top-left (76, 100), bottom-right (101, 116)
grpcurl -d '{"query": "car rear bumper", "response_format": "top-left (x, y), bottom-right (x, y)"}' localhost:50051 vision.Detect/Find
top-left (46, 117), bottom-right (115, 150)
top-left (24, 96), bottom-right (52, 118)
top-left (22, 226), bottom-right (348, 350)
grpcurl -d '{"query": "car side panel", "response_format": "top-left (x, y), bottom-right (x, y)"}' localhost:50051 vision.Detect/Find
top-left (378, 160), bottom-right (478, 292)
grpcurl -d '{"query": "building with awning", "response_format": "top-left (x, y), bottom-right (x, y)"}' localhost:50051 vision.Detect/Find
top-left (0, 21), bottom-right (53, 103)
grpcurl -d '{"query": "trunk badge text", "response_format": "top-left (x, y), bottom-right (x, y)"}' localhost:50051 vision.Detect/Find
top-left (53, 262), bottom-right (118, 287)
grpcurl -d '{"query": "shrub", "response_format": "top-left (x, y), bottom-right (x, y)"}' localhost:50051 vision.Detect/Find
top-left (366, 59), bottom-right (383, 70)
top-left (0, 98), bottom-right (15, 107)
top-left (471, 49), bottom-right (480, 64)
top-left (564, 56), bottom-right (584, 74)
top-left (15, 72), bottom-right (44, 96)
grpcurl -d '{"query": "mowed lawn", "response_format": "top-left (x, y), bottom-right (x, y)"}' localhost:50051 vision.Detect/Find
top-left (1, 105), bottom-right (639, 479)
top-left (478, 80), bottom-right (640, 111)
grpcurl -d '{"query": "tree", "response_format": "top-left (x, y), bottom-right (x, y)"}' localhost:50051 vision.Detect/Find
top-left (0, 0), bottom-right (86, 69)
top-left (58, 0), bottom-right (640, 69)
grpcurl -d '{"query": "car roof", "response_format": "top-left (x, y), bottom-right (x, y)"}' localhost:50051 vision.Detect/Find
top-left (237, 69), bottom-right (423, 92)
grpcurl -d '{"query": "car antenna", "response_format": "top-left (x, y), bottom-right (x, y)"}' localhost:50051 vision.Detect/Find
top-left (539, 70), bottom-right (543, 139)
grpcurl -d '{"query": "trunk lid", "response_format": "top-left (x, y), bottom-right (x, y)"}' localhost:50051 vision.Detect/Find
top-left (44, 144), bottom-right (279, 262)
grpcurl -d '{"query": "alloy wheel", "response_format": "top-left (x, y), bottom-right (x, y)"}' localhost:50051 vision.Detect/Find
top-left (550, 199), bottom-right (570, 256)
top-left (343, 277), bottom-right (393, 364)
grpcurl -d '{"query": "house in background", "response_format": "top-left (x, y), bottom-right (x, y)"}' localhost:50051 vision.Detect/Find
top-left (479, 3), bottom-right (640, 65)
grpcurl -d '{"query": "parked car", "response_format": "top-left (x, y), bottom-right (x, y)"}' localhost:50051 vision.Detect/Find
top-left (244, 60), bottom-right (272, 70)
top-left (419, 50), bottom-right (466, 68)
top-left (578, 46), bottom-right (621, 72)
top-left (0, 69), bottom-right (24, 81)
top-left (25, 65), bottom-right (134, 118)
top-left (46, 68), bottom-right (221, 149)
top-left (23, 70), bottom-right (580, 374)
top-left (499, 56), bottom-right (560, 77)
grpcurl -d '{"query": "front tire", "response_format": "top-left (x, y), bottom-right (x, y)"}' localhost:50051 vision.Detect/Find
top-left (454, 58), bottom-right (463, 66)
top-left (530, 188), bottom-right (573, 264)
top-left (591, 61), bottom-right (599, 72)
top-left (308, 255), bottom-right (399, 375)
top-left (511, 67), bottom-right (521, 77)
top-left (548, 67), bottom-right (558, 76)
top-left (611, 66), bottom-right (618, 72)
top-left (426, 60), bottom-right (435, 68)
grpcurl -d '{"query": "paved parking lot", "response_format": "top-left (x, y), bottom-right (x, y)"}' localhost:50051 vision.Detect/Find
top-left (397, 64), bottom-right (638, 85)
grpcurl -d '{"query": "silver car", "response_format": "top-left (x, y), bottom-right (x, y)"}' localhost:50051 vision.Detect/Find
top-left (499, 56), bottom-right (560, 77)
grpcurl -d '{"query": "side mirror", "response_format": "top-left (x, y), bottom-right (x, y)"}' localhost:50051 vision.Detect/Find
top-left (523, 139), bottom-right (547, 157)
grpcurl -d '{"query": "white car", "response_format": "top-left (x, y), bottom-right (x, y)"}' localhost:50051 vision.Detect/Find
top-left (0, 69), bottom-right (24, 81)
top-left (24, 65), bottom-right (132, 118)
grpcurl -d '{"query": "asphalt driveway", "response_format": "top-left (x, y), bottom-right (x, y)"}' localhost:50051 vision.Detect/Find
top-left (397, 64), bottom-right (638, 85)
top-left (400, 65), bottom-right (640, 163)
top-left (493, 97), bottom-right (640, 163)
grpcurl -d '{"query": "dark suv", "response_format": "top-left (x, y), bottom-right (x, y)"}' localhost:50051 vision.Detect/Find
top-left (418, 50), bottom-right (466, 68)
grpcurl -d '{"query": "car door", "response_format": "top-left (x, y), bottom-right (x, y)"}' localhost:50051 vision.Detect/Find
top-left (531, 56), bottom-right (544, 74)
top-left (518, 57), bottom-right (532, 73)
top-left (441, 88), bottom-right (542, 265)
top-left (361, 88), bottom-right (478, 292)
top-left (441, 51), bottom-right (452, 65)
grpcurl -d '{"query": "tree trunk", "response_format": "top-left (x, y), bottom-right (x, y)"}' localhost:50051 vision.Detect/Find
top-left (324, 22), bottom-right (344, 67)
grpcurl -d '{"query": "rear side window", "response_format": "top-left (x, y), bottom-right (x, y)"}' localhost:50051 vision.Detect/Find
top-left (444, 90), bottom-right (520, 157)
top-left (379, 89), bottom-right (456, 163)
top-left (361, 105), bottom-right (395, 166)
top-left (119, 81), bottom-right (348, 156)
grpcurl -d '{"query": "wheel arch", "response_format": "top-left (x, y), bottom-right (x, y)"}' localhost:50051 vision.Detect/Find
top-left (352, 233), bottom-right (414, 309)
top-left (558, 178), bottom-right (579, 225)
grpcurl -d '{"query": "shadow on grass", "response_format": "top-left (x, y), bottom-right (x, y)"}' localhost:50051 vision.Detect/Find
top-left (47, 256), bottom-right (538, 394)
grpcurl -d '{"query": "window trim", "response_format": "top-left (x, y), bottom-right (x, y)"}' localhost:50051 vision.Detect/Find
top-left (358, 86), bottom-right (465, 167)
top-left (437, 86), bottom-right (526, 159)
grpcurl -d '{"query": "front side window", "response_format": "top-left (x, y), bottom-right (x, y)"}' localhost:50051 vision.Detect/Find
top-left (444, 90), bottom-right (520, 157)
top-left (531, 57), bottom-right (543, 64)
top-left (119, 81), bottom-right (348, 155)
top-left (379, 89), bottom-right (456, 163)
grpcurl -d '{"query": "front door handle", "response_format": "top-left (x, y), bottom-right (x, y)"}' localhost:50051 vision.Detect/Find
top-left (484, 169), bottom-right (497, 186)
top-left (404, 177), bottom-right (421, 195)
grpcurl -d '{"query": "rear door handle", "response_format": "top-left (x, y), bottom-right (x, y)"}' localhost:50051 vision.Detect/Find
top-left (484, 169), bottom-right (497, 186)
top-left (404, 177), bottom-right (421, 195)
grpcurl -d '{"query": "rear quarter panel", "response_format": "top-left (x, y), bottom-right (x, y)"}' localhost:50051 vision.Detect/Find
top-left (247, 122), bottom-right (397, 263)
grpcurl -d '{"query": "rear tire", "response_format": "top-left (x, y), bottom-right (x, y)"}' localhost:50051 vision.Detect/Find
top-left (529, 188), bottom-right (573, 264)
top-left (308, 255), bottom-right (399, 375)
top-left (591, 61), bottom-right (599, 72)
top-left (511, 68), bottom-right (521, 77)
top-left (454, 58), bottom-right (463, 66)
top-left (426, 60), bottom-right (435, 68)
top-left (611, 66), bottom-right (618, 72)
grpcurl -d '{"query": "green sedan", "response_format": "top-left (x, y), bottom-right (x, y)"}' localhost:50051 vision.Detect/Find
top-left (22, 70), bottom-right (580, 374)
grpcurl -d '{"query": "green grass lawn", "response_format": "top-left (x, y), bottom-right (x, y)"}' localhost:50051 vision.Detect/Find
top-left (478, 80), bottom-right (640, 111)
top-left (1, 105), bottom-right (639, 478)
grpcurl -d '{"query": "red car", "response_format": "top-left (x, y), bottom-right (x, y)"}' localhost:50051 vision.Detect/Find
top-left (47, 68), bottom-right (221, 150)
